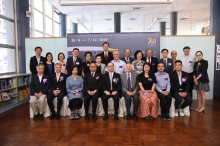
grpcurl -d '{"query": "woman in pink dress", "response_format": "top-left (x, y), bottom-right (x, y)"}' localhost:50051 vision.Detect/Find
top-left (137, 62), bottom-right (158, 120)
top-left (56, 52), bottom-right (68, 74)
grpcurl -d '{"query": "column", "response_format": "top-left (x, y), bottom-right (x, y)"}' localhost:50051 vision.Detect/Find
top-left (210, 0), bottom-right (220, 98)
top-left (16, 0), bottom-right (30, 73)
top-left (72, 22), bottom-right (78, 33)
top-left (60, 12), bottom-right (66, 36)
top-left (160, 22), bottom-right (166, 35)
top-left (114, 12), bottom-right (121, 33)
top-left (170, 11), bottom-right (178, 35)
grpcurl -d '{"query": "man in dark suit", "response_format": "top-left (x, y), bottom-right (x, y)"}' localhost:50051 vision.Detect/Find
top-left (120, 48), bottom-right (135, 64)
top-left (99, 42), bottom-right (114, 66)
top-left (29, 46), bottom-right (49, 75)
top-left (30, 64), bottom-right (50, 120)
top-left (170, 60), bottom-right (192, 117)
top-left (159, 49), bottom-right (174, 74)
top-left (102, 62), bottom-right (121, 120)
top-left (66, 48), bottom-right (82, 76)
top-left (120, 63), bottom-right (139, 121)
top-left (83, 63), bottom-right (102, 120)
top-left (47, 63), bottom-right (67, 120)
top-left (143, 49), bottom-right (158, 73)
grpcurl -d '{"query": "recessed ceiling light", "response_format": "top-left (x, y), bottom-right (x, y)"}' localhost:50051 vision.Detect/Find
top-left (108, 28), bottom-right (113, 30)
top-left (127, 28), bottom-right (132, 30)
top-left (105, 18), bottom-right (112, 21)
top-left (133, 7), bottom-right (143, 10)
top-left (130, 18), bottom-right (137, 21)
top-left (180, 18), bottom-right (189, 20)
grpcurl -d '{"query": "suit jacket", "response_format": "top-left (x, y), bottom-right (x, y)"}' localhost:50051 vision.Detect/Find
top-left (120, 72), bottom-right (138, 93)
top-left (159, 58), bottom-right (174, 74)
top-left (50, 73), bottom-right (67, 93)
top-left (29, 56), bottom-right (49, 75)
top-left (120, 57), bottom-right (135, 64)
top-left (83, 72), bottom-right (102, 94)
top-left (99, 51), bottom-right (114, 66)
top-left (30, 74), bottom-right (50, 95)
top-left (193, 59), bottom-right (209, 83)
top-left (103, 72), bottom-right (121, 95)
top-left (143, 56), bottom-right (158, 73)
top-left (66, 56), bottom-right (82, 76)
top-left (169, 70), bottom-right (189, 93)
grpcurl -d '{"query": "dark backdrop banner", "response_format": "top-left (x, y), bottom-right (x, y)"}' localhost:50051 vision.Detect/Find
top-left (67, 32), bottom-right (160, 61)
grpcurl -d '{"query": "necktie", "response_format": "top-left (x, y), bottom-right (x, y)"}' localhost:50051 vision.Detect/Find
top-left (177, 71), bottom-right (182, 85)
top-left (56, 74), bottom-right (59, 82)
top-left (126, 57), bottom-right (129, 63)
top-left (105, 53), bottom-right (108, 62)
top-left (164, 60), bottom-right (167, 71)
top-left (110, 73), bottom-right (113, 90)
top-left (73, 58), bottom-right (76, 65)
top-left (127, 74), bottom-right (131, 91)
top-left (148, 57), bottom-right (151, 64)
top-left (91, 72), bottom-right (94, 79)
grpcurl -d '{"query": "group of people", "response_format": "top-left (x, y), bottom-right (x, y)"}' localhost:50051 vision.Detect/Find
top-left (29, 42), bottom-right (210, 121)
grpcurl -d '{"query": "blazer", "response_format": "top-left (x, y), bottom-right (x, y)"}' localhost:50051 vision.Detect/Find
top-left (29, 56), bottom-right (49, 75)
top-left (30, 74), bottom-right (50, 95)
top-left (120, 57), bottom-right (135, 64)
top-left (99, 51), bottom-right (114, 66)
top-left (143, 56), bottom-right (158, 73)
top-left (120, 72), bottom-right (138, 93)
top-left (83, 72), bottom-right (102, 94)
top-left (159, 58), bottom-right (174, 74)
top-left (193, 59), bottom-right (209, 83)
top-left (50, 73), bottom-right (67, 93)
top-left (102, 72), bottom-right (121, 95)
top-left (169, 70), bottom-right (189, 93)
top-left (66, 56), bottom-right (82, 76)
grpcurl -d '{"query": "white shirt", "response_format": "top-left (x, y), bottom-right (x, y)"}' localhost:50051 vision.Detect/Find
top-left (38, 74), bottom-right (43, 82)
top-left (104, 51), bottom-right (108, 57)
top-left (91, 72), bottom-right (95, 77)
top-left (109, 72), bottom-right (114, 90)
top-left (126, 72), bottom-right (132, 88)
top-left (146, 57), bottom-right (151, 63)
top-left (180, 55), bottom-right (196, 73)
top-left (36, 56), bottom-right (40, 64)
top-left (177, 71), bottom-right (182, 86)
top-left (110, 59), bottom-right (126, 74)
top-left (162, 58), bottom-right (168, 66)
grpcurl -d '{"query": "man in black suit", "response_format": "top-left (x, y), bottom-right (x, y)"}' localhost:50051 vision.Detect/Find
top-left (66, 48), bottom-right (82, 76)
top-left (159, 49), bottom-right (174, 74)
top-left (83, 63), bottom-right (102, 120)
top-left (143, 49), bottom-right (158, 73)
top-left (29, 46), bottom-right (49, 75)
top-left (30, 64), bottom-right (50, 120)
top-left (102, 62), bottom-right (121, 120)
top-left (170, 60), bottom-right (192, 117)
top-left (47, 63), bottom-right (67, 120)
top-left (120, 48), bottom-right (135, 64)
top-left (99, 42), bottom-right (114, 66)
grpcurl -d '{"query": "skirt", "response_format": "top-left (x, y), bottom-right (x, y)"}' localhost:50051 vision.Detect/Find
top-left (68, 98), bottom-right (83, 111)
top-left (137, 90), bottom-right (158, 118)
top-left (194, 81), bottom-right (210, 92)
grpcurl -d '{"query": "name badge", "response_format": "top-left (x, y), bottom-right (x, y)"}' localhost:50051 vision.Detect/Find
top-left (76, 62), bottom-right (79, 65)
top-left (39, 61), bottom-right (43, 64)
top-left (189, 61), bottom-right (192, 63)
top-left (119, 66), bottom-right (123, 68)
top-left (164, 78), bottom-right (168, 80)
top-left (148, 78), bottom-right (152, 81)
top-left (152, 63), bottom-right (155, 66)
top-left (168, 63), bottom-right (171, 66)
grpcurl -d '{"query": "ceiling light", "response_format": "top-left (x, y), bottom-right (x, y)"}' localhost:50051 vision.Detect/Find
top-left (130, 18), bottom-right (137, 21)
top-left (133, 7), bottom-right (143, 10)
top-left (105, 19), bottom-right (112, 21)
top-left (180, 18), bottom-right (189, 20)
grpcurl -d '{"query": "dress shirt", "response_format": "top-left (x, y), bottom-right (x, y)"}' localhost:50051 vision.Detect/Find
top-left (106, 60), bottom-right (126, 74)
top-left (109, 72), bottom-right (114, 90)
top-left (36, 56), bottom-right (40, 64)
top-left (146, 57), bottom-right (151, 63)
top-left (38, 74), bottom-right (43, 82)
top-left (180, 55), bottom-right (196, 73)
top-left (126, 72), bottom-right (133, 88)
top-left (154, 72), bottom-right (171, 93)
top-left (104, 51), bottom-right (108, 57)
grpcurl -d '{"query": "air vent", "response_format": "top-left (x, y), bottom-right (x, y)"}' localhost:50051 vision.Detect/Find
top-left (133, 7), bottom-right (143, 10)
top-left (180, 18), bottom-right (189, 20)
top-left (127, 28), bottom-right (132, 30)
top-left (130, 18), bottom-right (137, 21)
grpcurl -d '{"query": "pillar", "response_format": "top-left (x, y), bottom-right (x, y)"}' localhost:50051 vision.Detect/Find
top-left (60, 12), bottom-right (66, 36)
top-left (160, 22), bottom-right (166, 35)
top-left (114, 12), bottom-right (121, 33)
top-left (170, 11), bottom-right (178, 35)
top-left (72, 22), bottom-right (78, 33)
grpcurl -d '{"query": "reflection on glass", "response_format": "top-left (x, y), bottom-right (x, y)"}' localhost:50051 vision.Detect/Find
top-left (55, 22), bottom-right (60, 37)
top-left (34, 9), bottom-right (43, 32)
top-left (46, 17), bottom-right (52, 35)
top-left (0, 48), bottom-right (15, 73)
top-left (0, 18), bottom-right (15, 45)
top-left (34, 0), bottom-right (42, 11)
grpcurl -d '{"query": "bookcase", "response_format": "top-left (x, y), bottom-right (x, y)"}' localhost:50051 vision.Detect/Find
top-left (0, 73), bottom-right (31, 113)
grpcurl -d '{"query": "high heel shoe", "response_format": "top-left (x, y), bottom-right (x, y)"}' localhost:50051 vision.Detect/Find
top-left (197, 107), bottom-right (205, 112)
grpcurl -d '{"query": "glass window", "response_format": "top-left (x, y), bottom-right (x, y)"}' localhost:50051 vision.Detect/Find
top-left (46, 0), bottom-right (52, 18)
top-left (0, 48), bottom-right (16, 73)
top-left (0, 18), bottom-right (15, 46)
top-left (54, 22), bottom-right (60, 37)
top-left (34, 31), bottom-right (43, 37)
top-left (46, 17), bottom-right (52, 35)
top-left (34, 0), bottom-right (42, 12)
top-left (34, 9), bottom-right (43, 32)
top-left (0, 0), bottom-right (14, 19)
top-left (54, 11), bottom-right (60, 23)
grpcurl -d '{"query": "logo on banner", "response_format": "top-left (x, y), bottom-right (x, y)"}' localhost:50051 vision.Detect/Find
top-left (148, 38), bottom-right (157, 46)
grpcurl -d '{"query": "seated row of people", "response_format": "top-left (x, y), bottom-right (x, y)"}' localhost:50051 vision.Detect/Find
top-left (30, 59), bottom-right (192, 121)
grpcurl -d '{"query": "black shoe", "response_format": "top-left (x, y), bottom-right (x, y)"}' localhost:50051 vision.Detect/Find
top-left (92, 114), bottom-right (97, 121)
top-left (33, 114), bottom-right (39, 120)
top-left (38, 114), bottom-right (44, 120)
top-left (146, 116), bottom-right (150, 120)
top-left (126, 114), bottom-right (131, 120)
top-left (133, 114), bottom-right (138, 121)
top-left (85, 114), bottom-right (90, 120)
top-left (103, 114), bottom-right (108, 120)
top-left (114, 114), bottom-right (118, 120)
top-left (166, 113), bottom-right (171, 121)
top-left (56, 113), bottom-right (61, 120)
top-left (149, 116), bottom-right (154, 120)
top-left (50, 113), bottom-right (55, 119)
top-left (161, 113), bottom-right (166, 120)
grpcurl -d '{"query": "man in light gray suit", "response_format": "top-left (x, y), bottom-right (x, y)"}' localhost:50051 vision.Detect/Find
top-left (159, 49), bottom-right (174, 74)
top-left (120, 63), bottom-right (139, 121)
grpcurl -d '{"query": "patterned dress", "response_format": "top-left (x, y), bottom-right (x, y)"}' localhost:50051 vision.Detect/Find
top-left (132, 60), bottom-right (145, 74)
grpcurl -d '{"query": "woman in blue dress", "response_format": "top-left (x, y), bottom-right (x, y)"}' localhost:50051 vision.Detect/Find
top-left (66, 65), bottom-right (84, 120)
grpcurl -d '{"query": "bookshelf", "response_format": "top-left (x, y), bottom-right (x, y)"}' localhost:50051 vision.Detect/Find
top-left (0, 73), bottom-right (31, 113)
